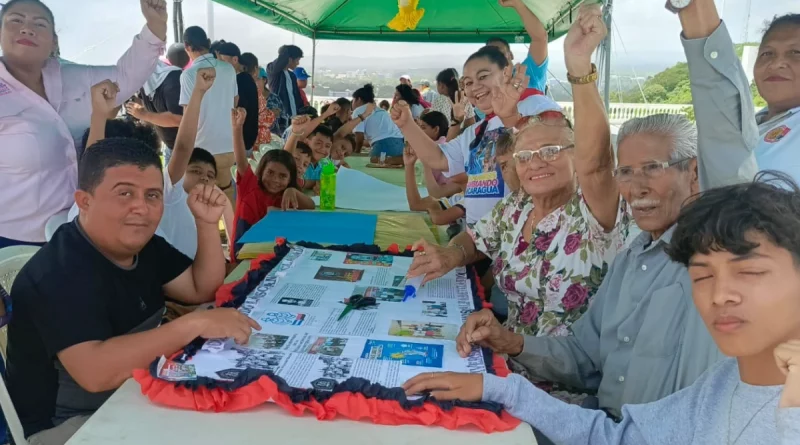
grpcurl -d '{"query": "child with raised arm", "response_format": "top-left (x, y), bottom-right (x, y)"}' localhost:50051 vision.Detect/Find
top-left (417, 110), bottom-right (467, 199)
top-left (231, 108), bottom-right (314, 259)
top-left (403, 146), bottom-right (465, 227)
top-left (283, 105), bottom-right (341, 192)
top-left (76, 68), bottom-right (231, 259)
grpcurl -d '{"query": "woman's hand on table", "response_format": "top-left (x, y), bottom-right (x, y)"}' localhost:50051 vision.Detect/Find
top-left (403, 372), bottom-right (483, 402)
top-left (407, 239), bottom-right (463, 285)
top-left (187, 308), bottom-right (261, 345)
top-left (456, 309), bottom-right (524, 358)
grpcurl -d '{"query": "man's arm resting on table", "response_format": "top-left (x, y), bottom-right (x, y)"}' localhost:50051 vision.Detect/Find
top-left (163, 221), bottom-right (226, 305)
top-left (481, 371), bottom-right (695, 445)
top-left (56, 314), bottom-right (209, 393)
top-left (678, 0), bottom-right (758, 190)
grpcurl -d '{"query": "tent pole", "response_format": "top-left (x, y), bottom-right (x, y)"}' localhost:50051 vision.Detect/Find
top-left (206, 0), bottom-right (215, 41)
top-left (601, 0), bottom-right (614, 112)
top-left (311, 33), bottom-right (317, 104)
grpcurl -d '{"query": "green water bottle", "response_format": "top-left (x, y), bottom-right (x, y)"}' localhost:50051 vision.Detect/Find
top-left (320, 160), bottom-right (336, 210)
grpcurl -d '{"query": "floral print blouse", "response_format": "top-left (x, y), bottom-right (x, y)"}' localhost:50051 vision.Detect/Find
top-left (254, 90), bottom-right (275, 149)
top-left (470, 190), bottom-right (630, 337)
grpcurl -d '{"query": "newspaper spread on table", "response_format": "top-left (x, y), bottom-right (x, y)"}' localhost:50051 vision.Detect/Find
top-left (159, 246), bottom-right (487, 391)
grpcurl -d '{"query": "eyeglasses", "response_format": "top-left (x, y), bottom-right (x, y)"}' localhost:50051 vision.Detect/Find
top-left (513, 144), bottom-right (574, 163)
top-left (612, 159), bottom-right (691, 182)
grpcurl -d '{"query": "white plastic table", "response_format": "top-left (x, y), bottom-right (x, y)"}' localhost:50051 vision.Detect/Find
top-left (66, 379), bottom-right (537, 445)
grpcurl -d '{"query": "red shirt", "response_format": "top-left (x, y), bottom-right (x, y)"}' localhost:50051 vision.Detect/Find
top-left (231, 168), bottom-right (284, 259)
top-left (299, 89), bottom-right (310, 107)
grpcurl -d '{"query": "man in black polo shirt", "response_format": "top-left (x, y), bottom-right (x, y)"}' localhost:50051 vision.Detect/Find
top-left (6, 138), bottom-right (260, 445)
top-left (216, 42), bottom-right (259, 151)
top-left (127, 43), bottom-right (189, 162)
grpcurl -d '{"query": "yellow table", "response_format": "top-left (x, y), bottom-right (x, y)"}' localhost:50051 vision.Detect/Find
top-left (235, 210), bottom-right (443, 262)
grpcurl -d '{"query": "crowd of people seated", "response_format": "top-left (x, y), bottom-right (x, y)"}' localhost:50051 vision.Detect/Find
top-left (0, 0), bottom-right (799, 444)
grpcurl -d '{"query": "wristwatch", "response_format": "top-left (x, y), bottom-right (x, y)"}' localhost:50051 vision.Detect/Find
top-left (567, 64), bottom-right (598, 85)
top-left (665, 0), bottom-right (693, 13)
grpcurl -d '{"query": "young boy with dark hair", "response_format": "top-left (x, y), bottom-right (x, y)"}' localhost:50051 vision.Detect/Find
top-left (68, 68), bottom-right (231, 259)
top-left (402, 173), bottom-right (800, 444)
top-left (293, 142), bottom-right (313, 190)
top-left (282, 105), bottom-right (341, 193)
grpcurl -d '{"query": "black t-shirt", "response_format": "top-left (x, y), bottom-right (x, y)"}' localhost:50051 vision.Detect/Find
top-left (139, 70), bottom-right (184, 150)
top-left (236, 72), bottom-right (259, 150)
top-left (6, 221), bottom-right (192, 438)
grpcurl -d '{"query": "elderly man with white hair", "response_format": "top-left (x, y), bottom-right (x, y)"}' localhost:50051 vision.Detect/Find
top-left (448, 108), bottom-right (759, 418)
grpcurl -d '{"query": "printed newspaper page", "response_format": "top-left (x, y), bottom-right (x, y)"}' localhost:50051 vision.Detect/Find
top-left (166, 247), bottom-right (487, 391)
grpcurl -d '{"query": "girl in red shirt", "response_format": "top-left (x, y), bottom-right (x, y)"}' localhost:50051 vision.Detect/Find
top-left (231, 108), bottom-right (314, 259)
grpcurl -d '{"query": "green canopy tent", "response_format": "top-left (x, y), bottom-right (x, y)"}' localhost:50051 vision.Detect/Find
top-left (203, 0), bottom-right (613, 106)
top-left (210, 0), bottom-right (587, 44)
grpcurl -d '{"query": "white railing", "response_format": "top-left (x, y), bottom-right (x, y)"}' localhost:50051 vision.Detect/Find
top-left (310, 95), bottom-right (689, 126)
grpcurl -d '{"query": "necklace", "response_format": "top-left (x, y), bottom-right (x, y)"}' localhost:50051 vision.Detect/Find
top-left (726, 382), bottom-right (781, 445)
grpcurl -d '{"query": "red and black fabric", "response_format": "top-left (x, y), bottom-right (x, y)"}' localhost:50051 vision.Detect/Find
top-left (134, 241), bottom-right (522, 433)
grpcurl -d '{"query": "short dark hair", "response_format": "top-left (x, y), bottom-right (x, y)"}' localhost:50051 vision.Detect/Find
top-left (310, 124), bottom-right (334, 141)
top-left (217, 41), bottom-right (241, 58)
top-left (339, 134), bottom-right (357, 152)
top-left (334, 97), bottom-right (352, 108)
top-left (78, 138), bottom-right (163, 194)
top-left (395, 84), bottom-right (420, 105)
top-left (184, 27), bottom-right (211, 52)
top-left (353, 84), bottom-right (376, 104)
top-left (254, 149), bottom-right (298, 192)
top-left (295, 142), bottom-right (313, 158)
top-left (297, 105), bottom-right (319, 118)
top-left (188, 148), bottom-right (217, 175)
top-left (167, 43), bottom-right (190, 69)
top-left (209, 39), bottom-right (226, 56)
top-left (486, 37), bottom-right (511, 51)
top-left (763, 13), bottom-right (800, 41)
top-left (239, 52), bottom-right (259, 74)
top-left (466, 45), bottom-right (510, 71)
top-left (420, 111), bottom-right (449, 140)
top-left (379, 100), bottom-right (391, 110)
top-left (80, 118), bottom-right (161, 155)
top-left (667, 171), bottom-right (800, 267)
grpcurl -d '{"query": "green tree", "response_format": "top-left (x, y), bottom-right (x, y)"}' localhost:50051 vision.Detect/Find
top-left (643, 84), bottom-right (668, 103)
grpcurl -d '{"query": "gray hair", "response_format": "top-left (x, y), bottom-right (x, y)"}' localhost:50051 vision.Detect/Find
top-left (617, 114), bottom-right (697, 170)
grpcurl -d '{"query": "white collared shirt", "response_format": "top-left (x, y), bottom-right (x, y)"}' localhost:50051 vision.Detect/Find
top-left (0, 25), bottom-right (165, 242)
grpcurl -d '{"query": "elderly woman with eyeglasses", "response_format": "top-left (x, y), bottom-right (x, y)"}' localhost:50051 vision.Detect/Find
top-left (407, 5), bottom-right (630, 340)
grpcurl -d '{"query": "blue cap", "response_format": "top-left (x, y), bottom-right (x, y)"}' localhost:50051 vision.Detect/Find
top-left (258, 67), bottom-right (268, 79)
top-left (294, 67), bottom-right (311, 80)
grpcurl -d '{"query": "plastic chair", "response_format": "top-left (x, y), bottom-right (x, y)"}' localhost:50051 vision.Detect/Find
top-left (44, 209), bottom-right (70, 242)
top-left (248, 158), bottom-right (259, 172)
top-left (0, 246), bottom-right (38, 445)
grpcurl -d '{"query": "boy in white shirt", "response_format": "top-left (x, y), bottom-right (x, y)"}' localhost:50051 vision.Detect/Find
top-left (69, 68), bottom-right (231, 259)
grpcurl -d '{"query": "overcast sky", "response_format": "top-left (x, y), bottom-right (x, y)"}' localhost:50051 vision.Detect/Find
top-left (7, 0), bottom-right (796, 70)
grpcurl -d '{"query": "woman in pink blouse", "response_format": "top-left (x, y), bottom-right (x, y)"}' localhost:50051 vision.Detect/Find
top-left (0, 0), bottom-right (167, 247)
